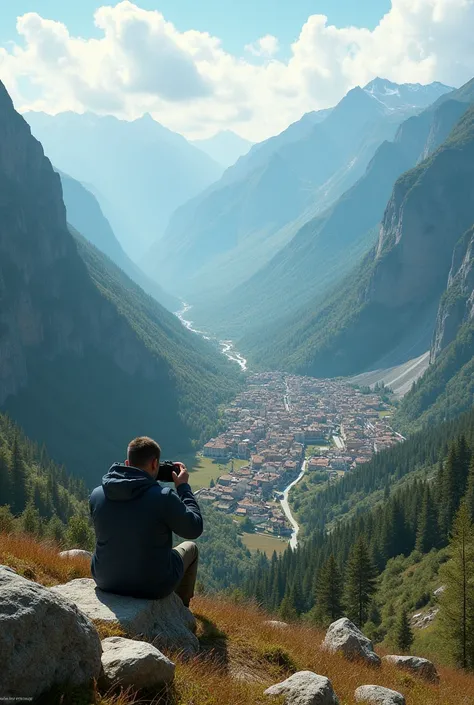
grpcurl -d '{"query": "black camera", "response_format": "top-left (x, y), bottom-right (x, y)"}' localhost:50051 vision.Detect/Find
top-left (157, 460), bottom-right (177, 483)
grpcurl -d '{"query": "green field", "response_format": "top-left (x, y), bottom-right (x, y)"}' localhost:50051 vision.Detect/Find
top-left (242, 532), bottom-right (288, 557)
top-left (305, 444), bottom-right (330, 457)
top-left (182, 455), bottom-right (249, 490)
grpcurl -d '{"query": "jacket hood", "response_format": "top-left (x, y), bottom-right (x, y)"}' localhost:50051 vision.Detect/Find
top-left (102, 463), bottom-right (157, 501)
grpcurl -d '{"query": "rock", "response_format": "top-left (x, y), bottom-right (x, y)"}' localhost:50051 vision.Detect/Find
top-left (59, 549), bottom-right (92, 560)
top-left (322, 618), bottom-right (381, 666)
top-left (51, 578), bottom-right (199, 655)
top-left (100, 636), bottom-right (175, 689)
top-left (264, 671), bottom-right (339, 705)
top-left (0, 565), bottom-right (102, 699)
top-left (411, 608), bottom-right (439, 629)
top-left (433, 585), bottom-right (446, 597)
top-left (355, 685), bottom-right (405, 705)
top-left (383, 655), bottom-right (439, 682)
top-left (264, 620), bottom-right (289, 629)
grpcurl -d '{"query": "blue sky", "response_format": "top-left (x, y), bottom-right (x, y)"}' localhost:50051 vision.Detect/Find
top-left (0, 1), bottom-right (390, 55)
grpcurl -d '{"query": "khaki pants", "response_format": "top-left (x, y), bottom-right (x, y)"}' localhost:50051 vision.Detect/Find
top-left (173, 541), bottom-right (199, 608)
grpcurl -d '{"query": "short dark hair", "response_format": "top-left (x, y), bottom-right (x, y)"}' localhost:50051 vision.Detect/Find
top-left (127, 436), bottom-right (161, 468)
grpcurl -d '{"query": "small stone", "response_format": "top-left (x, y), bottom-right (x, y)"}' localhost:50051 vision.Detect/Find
top-left (383, 655), bottom-right (439, 682)
top-left (265, 671), bottom-right (339, 705)
top-left (322, 618), bottom-right (381, 666)
top-left (264, 620), bottom-right (289, 629)
top-left (355, 685), bottom-right (405, 705)
top-left (59, 549), bottom-right (92, 560)
top-left (100, 636), bottom-right (175, 689)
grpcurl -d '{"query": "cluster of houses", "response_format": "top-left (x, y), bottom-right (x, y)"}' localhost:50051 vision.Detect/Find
top-left (198, 372), bottom-right (402, 536)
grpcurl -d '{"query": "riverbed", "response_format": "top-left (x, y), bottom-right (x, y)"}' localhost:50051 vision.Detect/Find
top-left (280, 459), bottom-right (307, 550)
top-left (175, 303), bottom-right (248, 371)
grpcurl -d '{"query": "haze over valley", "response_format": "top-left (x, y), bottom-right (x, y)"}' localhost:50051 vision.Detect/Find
top-left (3, 2), bottom-right (474, 701)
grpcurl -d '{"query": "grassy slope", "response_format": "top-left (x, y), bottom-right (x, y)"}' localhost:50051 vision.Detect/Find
top-left (3, 533), bottom-right (474, 705)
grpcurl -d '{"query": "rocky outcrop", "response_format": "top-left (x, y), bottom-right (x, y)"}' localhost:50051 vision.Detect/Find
top-left (51, 578), bottom-right (199, 655)
top-left (383, 655), bottom-right (439, 682)
top-left (321, 618), bottom-right (381, 666)
top-left (99, 636), bottom-right (175, 689)
top-left (355, 685), bottom-right (405, 705)
top-left (264, 671), bottom-right (339, 705)
top-left (0, 566), bottom-right (102, 699)
top-left (431, 226), bottom-right (474, 359)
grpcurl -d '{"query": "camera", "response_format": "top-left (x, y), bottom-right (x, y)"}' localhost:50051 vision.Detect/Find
top-left (157, 460), bottom-right (177, 483)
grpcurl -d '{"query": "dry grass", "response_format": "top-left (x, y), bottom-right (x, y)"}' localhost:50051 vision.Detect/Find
top-left (2, 533), bottom-right (474, 704)
top-left (0, 531), bottom-right (91, 585)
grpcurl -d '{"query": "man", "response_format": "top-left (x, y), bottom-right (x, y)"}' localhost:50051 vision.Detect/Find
top-left (89, 436), bottom-right (203, 606)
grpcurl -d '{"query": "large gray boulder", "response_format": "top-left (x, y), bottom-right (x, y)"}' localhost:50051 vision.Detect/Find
top-left (383, 655), bottom-right (439, 682)
top-left (322, 618), bottom-right (381, 666)
top-left (355, 685), bottom-right (405, 704)
top-left (264, 671), bottom-right (339, 705)
top-left (100, 636), bottom-right (175, 689)
top-left (51, 578), bottom-right (199, 655)
top-left (0, 566), bottom-right (102, 699)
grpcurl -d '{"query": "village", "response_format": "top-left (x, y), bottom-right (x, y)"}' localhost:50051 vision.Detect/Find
top-left (198, 372), bottom-right (404, 539)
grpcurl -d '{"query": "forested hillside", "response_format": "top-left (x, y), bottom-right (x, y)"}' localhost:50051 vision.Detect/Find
top-left (207, 81), bottom-right (473, 338)
top-left (0, 80), bottom-right (240, 486)
top-left (243, 103), bottom-right (474, 381)
top-left (245, 408), bottom-right (474, 667)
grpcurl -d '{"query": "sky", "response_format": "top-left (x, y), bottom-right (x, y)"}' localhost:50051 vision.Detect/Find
top-left (0, 0), bottom-right (473, 141)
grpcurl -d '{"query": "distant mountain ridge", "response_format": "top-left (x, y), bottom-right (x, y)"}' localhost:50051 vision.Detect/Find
top-left (202, 81), bottom-right (467, 338)
top-left (242, 97), bottom-right (474, 389)
top-left (191, 130), bottom-right (253, 167)
top-left (0, 82), bottom-right (239, 485)
top-left (146, 79), bottom-right (452, 305)
top-left (23, 111), bottom-right (223, 257)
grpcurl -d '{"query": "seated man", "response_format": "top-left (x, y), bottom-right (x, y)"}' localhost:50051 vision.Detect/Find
top-left (89, 436), bottom-right (203, 606)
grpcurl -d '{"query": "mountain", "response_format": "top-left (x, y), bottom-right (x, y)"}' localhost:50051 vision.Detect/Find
top-left (204, 82), bottom-right (471, 338)
top-left (396, 224), bottom-right (474, 430)
top-left (23, 111), bottom-right (223, 257)
top-left (243, 103), bottom-right (474, 378)
top-left (0, 81), bottom-right (239, 485)
top-left (191, 130), bottom-right (253, 167)
top-left (145, 81), bottom-right (452, 304)
top-left (364, 77), bottom-right (453, 111)
top-left (58, 171), bottom-right (178, 312)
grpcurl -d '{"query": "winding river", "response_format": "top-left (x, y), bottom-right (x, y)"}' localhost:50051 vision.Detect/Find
top-left (175, 303), bottom-right (248, 371)
top-left (280, 459), bottom-right (307, 549)
top-left (175, 301), bottom-right (305, 547)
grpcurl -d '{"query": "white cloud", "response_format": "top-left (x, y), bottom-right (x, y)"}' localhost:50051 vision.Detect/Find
top-left (245, 34), bottom-right (280, 58)
top-left (0, 0), bottom-right (474, 141)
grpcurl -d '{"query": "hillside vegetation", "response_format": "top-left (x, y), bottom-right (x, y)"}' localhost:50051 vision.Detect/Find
top-left (2, 533), bottom-right (474, 705)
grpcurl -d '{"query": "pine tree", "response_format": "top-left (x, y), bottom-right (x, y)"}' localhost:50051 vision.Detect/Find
top-left (394, 609), bottom-right (414, 653)
top-left (315, 555), bottom-right (343, 623)
top-left (439, 503), bottom-right (474, 670)
top-left (10, 437), bottom-right (28, 516)
top-left (416, 485), bottom-right (440, 553)
top-left (0, 451), bottom-right (11, 505)
top-left (20, 503), bottom-right (43, 536)
top-left (279, 591), bottom-right (297, 622)
top-left (345, 536), bottom-right (378, 627)
top-left (465, 458), bottom-right (474, 523)
top-left (65, 515), bottom-right (94, 551)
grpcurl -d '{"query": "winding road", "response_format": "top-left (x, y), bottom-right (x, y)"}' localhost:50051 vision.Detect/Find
top-left (280, 459), bottom-right (307, 550)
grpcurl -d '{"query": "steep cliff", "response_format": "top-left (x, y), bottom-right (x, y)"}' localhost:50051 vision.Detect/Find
top-left (243, 105), bottom-right (474, 378)
top-left (0, 82), bottom-right (239, 484)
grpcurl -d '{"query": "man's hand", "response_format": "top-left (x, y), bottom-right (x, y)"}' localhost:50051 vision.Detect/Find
top-left (172, 462), bottom-right (189, 488)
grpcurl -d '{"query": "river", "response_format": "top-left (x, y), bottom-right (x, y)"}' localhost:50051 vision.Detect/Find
top-left (280, 459), bottom-right (307, 550)
top-left (176, 301), bottom-right (305, 547)
top-left (175, 303), bottom-right (248, 371)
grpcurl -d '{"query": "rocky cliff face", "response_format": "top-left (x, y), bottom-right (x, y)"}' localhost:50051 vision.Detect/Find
top-left (431, 226), bottom-right (474, 359)
top-left (0, 81), bottom-right (237, 480)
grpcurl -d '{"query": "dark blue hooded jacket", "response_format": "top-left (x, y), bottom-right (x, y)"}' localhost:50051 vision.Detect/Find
top-left (89, 464), bottom-right (203, 599)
